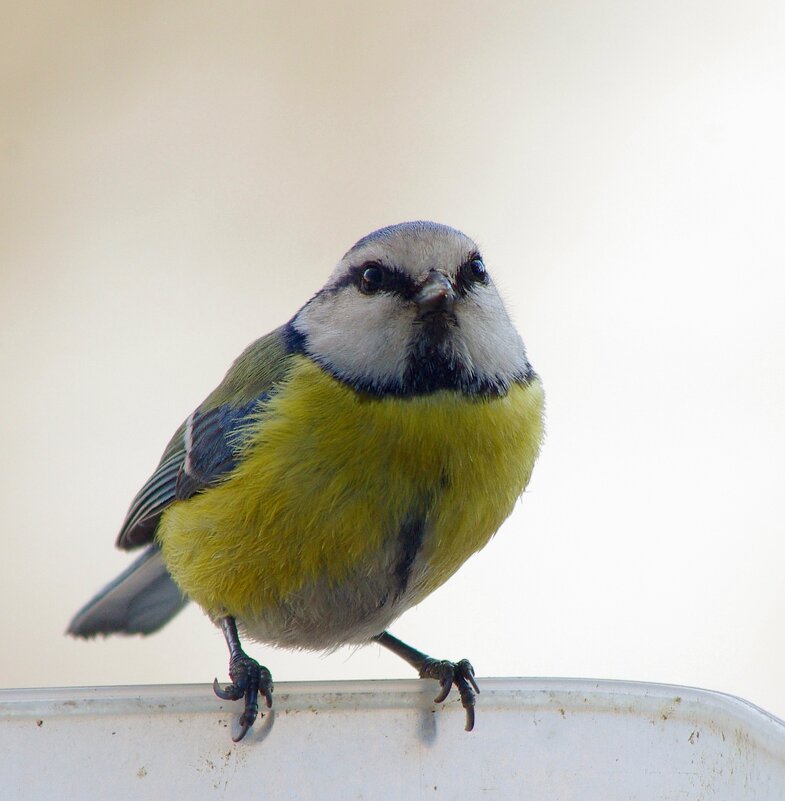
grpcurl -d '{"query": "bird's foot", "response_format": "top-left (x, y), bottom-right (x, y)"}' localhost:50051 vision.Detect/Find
top-left (213, 653), bottom-right (273, 742)
top-left (418, 657), bottom-right (479, 731)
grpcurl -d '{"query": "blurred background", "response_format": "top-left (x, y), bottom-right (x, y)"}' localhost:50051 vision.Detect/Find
top-left (2, 1), bottom-right (785, 720)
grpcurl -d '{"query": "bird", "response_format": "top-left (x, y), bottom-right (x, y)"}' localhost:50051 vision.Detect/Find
top-left (68, 221), bottom-right (545, 741)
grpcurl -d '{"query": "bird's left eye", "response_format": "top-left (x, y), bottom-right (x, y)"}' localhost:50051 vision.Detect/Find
top-left (470, 258), bottom-right (487, 281)
top-left (359, 264), bottom-right (385, 294)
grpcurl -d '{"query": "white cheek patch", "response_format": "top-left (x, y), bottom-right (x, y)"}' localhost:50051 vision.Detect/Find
top-left (456, 284), bottom-right (529, 385)
top-left (293, 288), bottom-right (413, 387)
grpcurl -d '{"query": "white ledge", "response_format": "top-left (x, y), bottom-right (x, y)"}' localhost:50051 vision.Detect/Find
top-left (2, 678), bottom-right (784, 800)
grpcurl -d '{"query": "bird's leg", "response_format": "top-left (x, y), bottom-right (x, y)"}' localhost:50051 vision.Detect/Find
top-left (373, 630), bottom-right (479, 731)
top-left (212, 616), bottom-right (273, 742)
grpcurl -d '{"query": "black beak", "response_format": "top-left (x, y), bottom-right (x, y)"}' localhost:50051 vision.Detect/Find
top-left (415, 271), bottom-right (456, 318)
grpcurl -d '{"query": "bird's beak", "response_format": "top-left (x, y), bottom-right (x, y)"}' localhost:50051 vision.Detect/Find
top-left (415, 271), bottom-right (456, 318)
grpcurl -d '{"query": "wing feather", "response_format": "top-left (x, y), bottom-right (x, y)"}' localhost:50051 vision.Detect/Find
top-left (116, 328), bottom-right (295, 549)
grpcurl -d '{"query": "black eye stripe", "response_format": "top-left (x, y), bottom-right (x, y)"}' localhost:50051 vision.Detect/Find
top-left (350, 262), bottom-right (417, 299)
top-left (332, 254), bottom-right (487, 299)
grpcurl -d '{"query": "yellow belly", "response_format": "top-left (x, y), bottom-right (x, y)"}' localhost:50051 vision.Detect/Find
top-left (157, 355), bottom-right (544, 643)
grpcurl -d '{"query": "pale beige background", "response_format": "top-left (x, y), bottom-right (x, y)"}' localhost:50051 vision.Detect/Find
top-left (2, 1), bottom-right (785, 720)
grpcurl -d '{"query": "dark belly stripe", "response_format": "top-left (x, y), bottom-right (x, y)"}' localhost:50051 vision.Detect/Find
top-left (394, 512), bottom-right (427, 595)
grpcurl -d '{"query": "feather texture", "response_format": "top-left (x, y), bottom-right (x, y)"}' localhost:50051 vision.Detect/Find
top-left (158, 355), bottom-right (545, 649)
top-left (67, 547), bottom-right (187, 637)
top-left (116, 331), bottom-right (293, 549)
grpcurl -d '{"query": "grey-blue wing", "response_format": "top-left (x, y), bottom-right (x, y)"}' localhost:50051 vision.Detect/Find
top-left (114, 327), bottom-right (296, 549)
top-left (116, 396), bottom-right (265, 549)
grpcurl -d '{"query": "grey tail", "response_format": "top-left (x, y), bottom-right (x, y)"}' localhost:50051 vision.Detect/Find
top-left (67, 546), bottom-right (189, 638)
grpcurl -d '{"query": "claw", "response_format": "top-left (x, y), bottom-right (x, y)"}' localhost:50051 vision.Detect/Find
top-left (212, 653), bottom-right (273, 741)
top-left (419, 657), bottom-right (480, 731)
top-left (212, 676), bottom-right (239, 701)
top-left (453, 659), bottom-right (479, 732)
top-left (234, 719), bottom-right (252, 742)
top-left (463, 703), bottom-right (475, 732)
top-left (433, 675), bottom-right (452, 705)
top-left (233, 698), bottom-right (258, 742)
top-left (372, 631), bottom-right (480, 731)
top-left (261, 683), bottom-right (273, 709)
top-left (214, 617), bottom-right (274, 741)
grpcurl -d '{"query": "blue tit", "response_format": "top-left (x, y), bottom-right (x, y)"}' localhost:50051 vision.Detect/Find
top-left (68, 221), bottom-right (545, 740)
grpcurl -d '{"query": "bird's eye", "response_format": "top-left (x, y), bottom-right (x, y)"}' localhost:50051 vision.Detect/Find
top-left (360, 264), bottom-right (385, 294)
top-left (469, 258), bottom-right (487, 282)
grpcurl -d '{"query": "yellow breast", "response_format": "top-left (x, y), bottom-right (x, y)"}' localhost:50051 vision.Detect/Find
top-left (157, 355), bottom-right (544, 634)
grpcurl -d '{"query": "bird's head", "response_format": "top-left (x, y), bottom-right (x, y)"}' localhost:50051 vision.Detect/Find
top-left (290, 221), bottom-right (534, 397)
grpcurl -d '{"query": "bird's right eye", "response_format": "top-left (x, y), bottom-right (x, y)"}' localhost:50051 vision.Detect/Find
top-left (359, 263), bottom-right (385, 294)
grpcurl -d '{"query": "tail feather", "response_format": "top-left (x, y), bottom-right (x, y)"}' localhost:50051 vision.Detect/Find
top-left (67, 546), bottom-right (189, 638)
